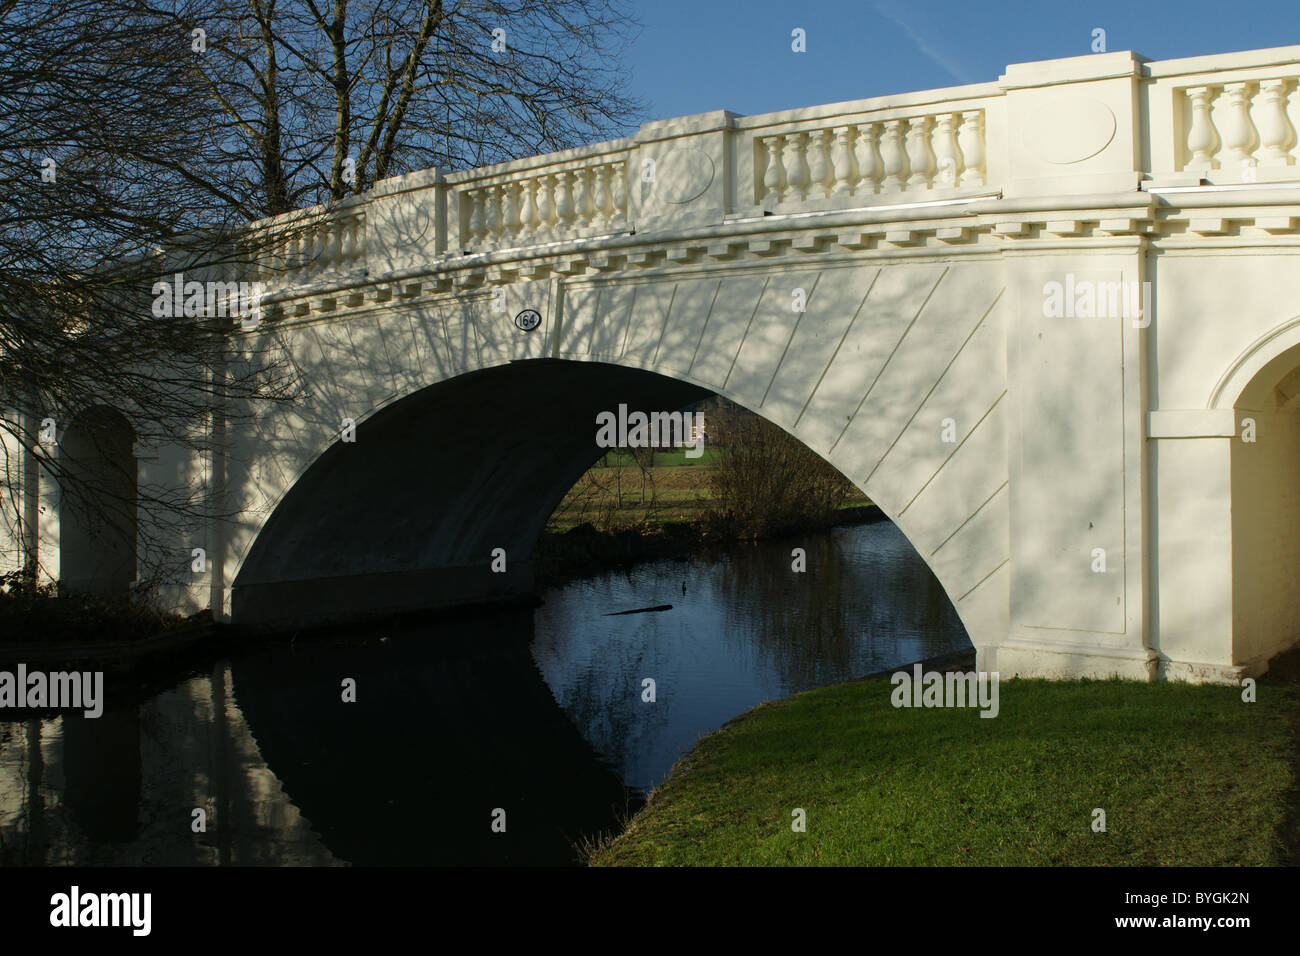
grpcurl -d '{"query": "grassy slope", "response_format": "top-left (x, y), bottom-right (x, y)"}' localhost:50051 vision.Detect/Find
top-left (591, 675), bottom-right (1300, 866)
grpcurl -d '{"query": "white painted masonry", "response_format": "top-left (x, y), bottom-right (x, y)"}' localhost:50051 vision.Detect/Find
top-left (10, 45), bottom-right (1300, 685)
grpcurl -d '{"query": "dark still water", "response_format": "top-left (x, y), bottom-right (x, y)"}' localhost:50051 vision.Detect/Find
top-left (0, 521), bottom-right (970, 866)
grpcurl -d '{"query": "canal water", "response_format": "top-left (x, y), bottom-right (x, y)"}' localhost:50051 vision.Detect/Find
top-left (0, 520), bottom-right (970, 866)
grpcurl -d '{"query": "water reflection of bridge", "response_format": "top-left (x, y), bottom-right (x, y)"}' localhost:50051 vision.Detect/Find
top-left (0, 664), bottom-right (339, 865)
top-left (0, 608), bottom-right (631, 865)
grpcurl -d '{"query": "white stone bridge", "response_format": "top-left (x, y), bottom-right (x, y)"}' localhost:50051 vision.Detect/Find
top-left (13, 45), bottom-right (1300, 685)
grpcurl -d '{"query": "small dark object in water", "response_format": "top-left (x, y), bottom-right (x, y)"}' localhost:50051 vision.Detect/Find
top-left (605, 604), bottom-right (673, 616)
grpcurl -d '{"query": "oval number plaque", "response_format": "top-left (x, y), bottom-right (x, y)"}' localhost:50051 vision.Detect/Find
top-left (514, 309), bottom-right (541, 332)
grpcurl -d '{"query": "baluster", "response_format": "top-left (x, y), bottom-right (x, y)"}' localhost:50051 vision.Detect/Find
top-left (554, 170), bottom-right (574, 232)
top-left (268, 234), bottom-right (285, 285)
top-left (1256, 79), bottom-right (1295, 167)
top-left (353, 215), bottom-right (366, 262)
top-left (611, 163), bottom-right (627, 222)
top-left (571, 170), bottom-right (591, 230)
top-left (329, 221), bottom-right (346, 270)
top-left (295, 227), bottom-right (310, 273)
top-left (881, 119), bottom-right (909, 192)
top-left (784, 133), bottom-right (810, 202)
top-left (484, 186), bottom-right (501, 245)
top-left (591, 165), bottom-right (611, 230)
top-left (340, 217), bottom-right (357, 265)
top-left (762, 136), bottom-right (786, 203)
top-left (906, 116), bottom-right (936, 190)
top-left (808, 129), bottom-right (833, 199)
top-left (518, 177), bottom-right (536, 241)
top-left (500, 183), bottom-right (519, 244)
top-left (830, 127), bottom-right (857, 197)
top-left (957, 112), bottom-right (985, 187)
top-left (854, 123), bottom-right (882, 195)
top-left (309, 226), bottom-right (327, 274)
top-left (932, 114), bottom-right (962, 188)
top-left (1219, 82), bottom-right (1259, 174)
top-left (1185, 87), bottom-right (1220, 173)
top-left (467, 189), bottom-right (484, 246)
top-left (319, 223), bottom-right (336, 272)
top-left (534, 175), bottom-right (554, 240)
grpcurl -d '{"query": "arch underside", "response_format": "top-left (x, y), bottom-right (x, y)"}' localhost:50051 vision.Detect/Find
top-left (233, 361), bottom-right (709, 626)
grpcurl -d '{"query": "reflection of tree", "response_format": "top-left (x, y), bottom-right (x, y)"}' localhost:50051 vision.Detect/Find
top-left (532, 605), bottom-right (675, 789)
top-left (711, 523), bottom-right (970, 691)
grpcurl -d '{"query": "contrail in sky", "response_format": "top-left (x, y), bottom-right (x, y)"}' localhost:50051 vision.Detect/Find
top-left (872, 1), bottom-right (975, 85)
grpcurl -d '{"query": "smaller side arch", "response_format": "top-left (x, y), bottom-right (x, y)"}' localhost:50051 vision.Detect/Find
top-left (1208, 313), bottom-right (1300, 410)
top-left (58, 406), bottom-right (137, 598)
top-left (1205, 319), bottom-right (1300, 674)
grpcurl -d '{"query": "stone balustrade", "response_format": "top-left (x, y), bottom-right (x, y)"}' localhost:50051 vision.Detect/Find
top-left (452, 153), bottom-right (631, 253)
top-left (751, 109), bottom-right (988, 211)
top-left (1180, 78), bottom-right (1300, 180)
top-left (255, 207), bottom-right (368, 288)
top-left (221, 43), bottom-right (1300, 309)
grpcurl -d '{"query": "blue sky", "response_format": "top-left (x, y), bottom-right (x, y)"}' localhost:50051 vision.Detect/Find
top-left (622, 0), bottom-right (1300, 121)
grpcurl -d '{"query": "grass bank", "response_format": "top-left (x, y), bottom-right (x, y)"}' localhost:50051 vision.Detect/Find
top-left (590, 659), bottom-right (1300, 866)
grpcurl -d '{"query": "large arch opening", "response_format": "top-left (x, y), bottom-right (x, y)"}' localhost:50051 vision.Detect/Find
top-left (230, 358), bottom-right (976, 647)
top-left (58, 406), bottom-right (137, 598)
top-left (233, 360), bottom-right (709, 626)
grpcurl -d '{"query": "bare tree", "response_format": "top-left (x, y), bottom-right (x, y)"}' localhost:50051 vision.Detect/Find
top-left (704, 398), bottom-right (858, 541)
top-left (182, 0), bottom-right (644, 217)
top-left (0, 0), bottom-right (297, 592)
top-left (1, 0), bottom-right (643, 599)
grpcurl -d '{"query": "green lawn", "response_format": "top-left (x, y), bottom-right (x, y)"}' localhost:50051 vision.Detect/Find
top-left (547, 451), bottom-right (871, 532)
top-left (590, 673), bottom-right (1300, 866)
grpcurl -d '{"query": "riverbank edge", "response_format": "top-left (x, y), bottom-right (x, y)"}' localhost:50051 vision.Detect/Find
top-left (580, 647), bottom-right (978, 864)
top-left (534, 503), bottom-right (886, 590)
top-left (0, 613), bottom-right (225, 671)
top-left (587, 650), bottom-right (1300, 867)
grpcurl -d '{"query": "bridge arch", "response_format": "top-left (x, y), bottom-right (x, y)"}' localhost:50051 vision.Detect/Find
top-left (226, 247), bottom-right (1012, 662)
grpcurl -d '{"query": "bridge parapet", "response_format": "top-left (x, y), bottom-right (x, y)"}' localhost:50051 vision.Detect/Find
top-left (246, 196), bottom-right (370, 305)
top-left (743, 99), bottom-right (993, 215)
top-left (1146, 47), bottom-right (1300, 185)
top-left (229, 45), bottom-right (1300, 321)
top-left (450, 141), bottom-right (634, 254)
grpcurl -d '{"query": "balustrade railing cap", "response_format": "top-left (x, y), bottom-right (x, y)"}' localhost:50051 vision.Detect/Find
top-left (999, 50), bottom-right (1147, 90)
top-left (735, 83), bottom-right (999, 133)
top-left (443, 137), bottom-right (635, 185)
top-left (249, 192), bottom-right (367, 233)
top-left (1145, 44), bottom-right (1300, 79)
top-left (370, 166), bottom-right (444, 198)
